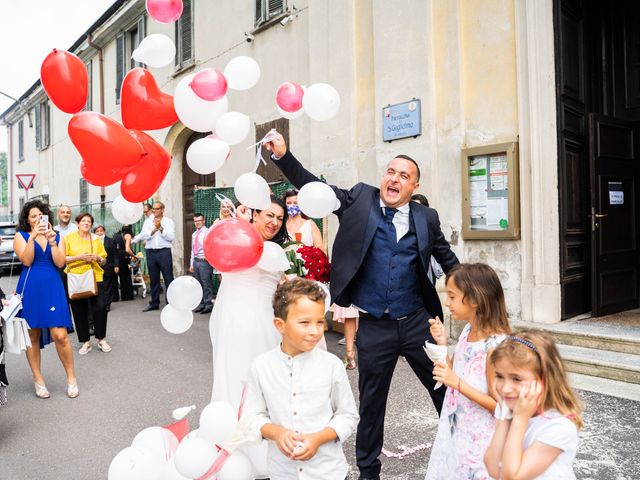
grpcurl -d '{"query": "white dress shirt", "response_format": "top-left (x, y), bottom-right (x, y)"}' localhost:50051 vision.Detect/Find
top-left (133, 216), bottom-right (175, 249)
top-left (190, 226), bottom-right (209, 267)
top-left (243, 347), bottom-right (359, 480)
top-left (380, 199), bottom-right (410, 241)
top-left (53, 223), bottom-right (78, 238)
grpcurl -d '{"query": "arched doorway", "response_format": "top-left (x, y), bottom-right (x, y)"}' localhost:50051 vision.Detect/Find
top-left (182, 132), bottom-right (215, 271)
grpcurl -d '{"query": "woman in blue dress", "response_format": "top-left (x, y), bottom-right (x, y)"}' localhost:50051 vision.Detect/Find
top-left (13, 200), bottom-right (78, 399)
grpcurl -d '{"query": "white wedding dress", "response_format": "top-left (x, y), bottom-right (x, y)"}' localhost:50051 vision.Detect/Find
top-left (209, 264), bottom-right (282, 477)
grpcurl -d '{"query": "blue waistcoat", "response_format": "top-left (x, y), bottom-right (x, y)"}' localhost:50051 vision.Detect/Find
top-left (350, 210), bottom-right (423, 319)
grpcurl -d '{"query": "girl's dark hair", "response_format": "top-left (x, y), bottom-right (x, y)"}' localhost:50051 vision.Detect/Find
top-left (120, 225), bottom-right (134, 236)
top-left (18, 200), bottom-right (52, 232)
top-left (254, 195), bottom-right (290, 245)
top-left (282, 188), bottom-right (309, 220)
top-left (75, 212), bottom-right (94, 225)
top-left (445, 263), bottom-right (511, 336)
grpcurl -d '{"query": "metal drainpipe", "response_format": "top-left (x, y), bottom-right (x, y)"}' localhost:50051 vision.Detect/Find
top-left (8, 125), bottom-right (13, 218)
top-left (87, 33), bottom-right (106, 216)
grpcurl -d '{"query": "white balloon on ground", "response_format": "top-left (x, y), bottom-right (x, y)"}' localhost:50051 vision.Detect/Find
top-left (234, 173), bottom-right (271, 210)
top-left (167, 275), bottom-right (203, 310)
top-left (159, 457), bottom-right (190, 480)
top-left (215, 112), bottom-right (250, 145)
top-left (217, 450), bottom-right (253, 480)
top-left (223, 56), bottom-right (261, 90)
top-left (198, 401), bottom-right (238, 445)
top-left (302, 83), bottom-right (341, 121)
top-left (297, 182), bottom-right (338, 218)
top-left (112, 195), bottom-right (143, 225)
top-left (108, 446), bottom-right (164, 480)
top-left (186, 137), bottom-right (230, 174)
top-left (258, 241), bottom-right (290, 272)
top-left (277, 105), bottom-right (304, 120)
top-left (174, 74), bottom-right (229, 132)
top-left (132, 427), bottom-right (179, 463)
top-left (173, 437), bottom-right (217, 479)
top-left (132, 34), bottom-right (176, 68)
top-left (160, 305), bottom-right (194, 334)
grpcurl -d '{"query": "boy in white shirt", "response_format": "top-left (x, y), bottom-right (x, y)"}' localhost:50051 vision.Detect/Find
top-left (243, 278), bottom-right (359, 480)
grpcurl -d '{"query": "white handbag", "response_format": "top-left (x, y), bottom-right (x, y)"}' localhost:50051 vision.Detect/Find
top-left (67, 238), bottom-right (98, 300)
top-left (1, 270), bottom-right (32, 354)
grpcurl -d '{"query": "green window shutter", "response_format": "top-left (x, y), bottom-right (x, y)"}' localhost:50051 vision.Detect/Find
top-left (35, 103), bottom-right (41, 150)
top-left (116, 33), bottom-right (125, 103)
top-left (43, 103), bottom-right (50, 148)
top-left (85, 60), bottom-right (93, 111)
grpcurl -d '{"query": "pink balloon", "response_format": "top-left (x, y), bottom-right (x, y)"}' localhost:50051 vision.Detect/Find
top-left (276, 82), bottom-right (304, 113)
top-left (146, 0), bottom-right (183, 23)
top-left (190, 69), bottom-right (228, 101)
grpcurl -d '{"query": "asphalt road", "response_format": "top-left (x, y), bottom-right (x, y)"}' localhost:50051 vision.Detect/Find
top-left (0, 275), bottom-right (638, 479)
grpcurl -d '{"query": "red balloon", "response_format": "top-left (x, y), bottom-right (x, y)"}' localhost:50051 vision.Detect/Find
top-left (121, 130), bottom-right (172, 202)
top-left (146, 0), bottom-right (183, 23)
top-left (40, 49), bottom-right (88, 114)
top-left (190, 69), bottom-right (228, 101)
top-left (68, 112), bottom-right (145, 186)
top-left (121, 68), bottom-right (178, 130)
top-left (203, 219), bottom-right (264, 273)
top-left (275, 82), bottom-right (304, 113)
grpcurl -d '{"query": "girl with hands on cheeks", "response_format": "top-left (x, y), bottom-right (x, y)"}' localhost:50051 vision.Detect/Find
top-left (484, 331), bottom-right (582, 480)
top-left (425, 263), bottom-right (512, 480)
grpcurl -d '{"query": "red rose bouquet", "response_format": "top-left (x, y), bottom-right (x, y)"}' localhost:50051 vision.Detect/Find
top-left (283, 242), bottom-right (331, 284)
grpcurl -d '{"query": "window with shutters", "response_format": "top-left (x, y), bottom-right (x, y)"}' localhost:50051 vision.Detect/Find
top-left (79, 178), bottom-right (89, 205)
top-left (85, 60), bottom-right (93, 111)
top-left (115, 15), bottom-right (146, 103)
top-left (175, 0), bottom-right (193, 70)
top-left (35, 101), bottom-right (50, 151)
top-left (255, 0), bottom-right (286, 27)
top-left (18, 120), bottom-right (24, 162)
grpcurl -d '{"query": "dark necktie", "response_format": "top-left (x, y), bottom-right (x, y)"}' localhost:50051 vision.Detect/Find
top-left (384, 207), bottom-right (398, 242)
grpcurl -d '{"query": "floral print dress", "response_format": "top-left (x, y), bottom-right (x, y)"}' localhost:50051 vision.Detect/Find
top-left (425, 323), bottom-right (506, 480)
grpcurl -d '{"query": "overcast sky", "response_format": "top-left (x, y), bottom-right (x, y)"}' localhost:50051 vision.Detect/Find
top-left (0, 0), bottom-right (115, 153)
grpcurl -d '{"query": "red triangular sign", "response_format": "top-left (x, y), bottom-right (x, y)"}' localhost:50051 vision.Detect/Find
top-left (16, 174), bottom-right (36, 191)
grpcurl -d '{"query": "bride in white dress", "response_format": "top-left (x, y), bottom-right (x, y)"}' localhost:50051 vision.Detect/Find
top-left (209, 196), bottom-right (289, 478)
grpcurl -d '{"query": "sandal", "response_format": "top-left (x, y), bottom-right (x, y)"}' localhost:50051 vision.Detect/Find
top-left (78, 342), bottom-right (92, 355)
top-left (97, 339), bottom-right (112, 353)
top-left (67, 380), bottom-right (79, 399)
top-left (34, 381), bottom-right (50, 399)
top-left (344, 349), bottom-right (357, 370)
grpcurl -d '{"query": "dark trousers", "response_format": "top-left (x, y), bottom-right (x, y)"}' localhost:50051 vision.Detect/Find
top-left (102, 273), bottom-right (117, 307)
top-left (355, 308), bottom-right (445, 477)
top-left (147, 248), bottom-right (174, 308)
top-left (192, 258), bottom-right (214, 307)
top-left (69, 282), bottom-right (108, 343)
top-left (117, 259), bottom-right (134, 301)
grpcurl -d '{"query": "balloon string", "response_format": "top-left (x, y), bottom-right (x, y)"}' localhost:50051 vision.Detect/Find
top-left (249, 128), bottom-right (277, 173)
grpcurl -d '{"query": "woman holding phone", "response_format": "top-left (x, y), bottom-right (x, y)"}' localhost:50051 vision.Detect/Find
top-left (13, 200), bottom-right (77, 399)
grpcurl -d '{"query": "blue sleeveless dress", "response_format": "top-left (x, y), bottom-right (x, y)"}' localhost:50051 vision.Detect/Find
top-left (16, 231), bottom-right (73, 348)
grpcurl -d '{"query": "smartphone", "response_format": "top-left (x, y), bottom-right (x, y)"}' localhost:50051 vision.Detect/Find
top-left (40, 214), bottom-right (49, 226)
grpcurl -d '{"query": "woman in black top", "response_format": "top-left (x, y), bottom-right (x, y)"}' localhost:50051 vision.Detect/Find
top-left (112, 225), bottom-right (136, 301)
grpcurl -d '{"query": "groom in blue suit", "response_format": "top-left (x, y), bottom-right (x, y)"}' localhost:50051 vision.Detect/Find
top-left (266, 134), bottom-right (459, 480)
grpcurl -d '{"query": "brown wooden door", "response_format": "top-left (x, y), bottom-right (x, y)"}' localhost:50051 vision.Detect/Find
top-left (589, 115), bottom-right (640, 316)
top-left (182, 132), bottom-right (215, 271)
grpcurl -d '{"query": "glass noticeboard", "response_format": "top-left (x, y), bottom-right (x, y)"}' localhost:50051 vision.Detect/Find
top-left (462, 142), bottom-right (520, 240)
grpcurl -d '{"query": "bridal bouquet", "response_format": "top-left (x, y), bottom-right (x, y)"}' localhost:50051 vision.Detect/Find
top-left (283, 242), bottom-right (331, 284)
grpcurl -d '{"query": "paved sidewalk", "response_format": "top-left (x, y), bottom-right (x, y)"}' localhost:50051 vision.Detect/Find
top-left (0, 275), bottom-right (638, 479)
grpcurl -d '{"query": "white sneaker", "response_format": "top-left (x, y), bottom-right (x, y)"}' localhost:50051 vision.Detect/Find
top-left (78, 342), bottom-right (92, 355)
top-left (338, 337), bottom-right (346, 345)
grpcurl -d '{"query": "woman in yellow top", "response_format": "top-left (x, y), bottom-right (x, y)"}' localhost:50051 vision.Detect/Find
top-left (65, 213), bottom-right (110, 355)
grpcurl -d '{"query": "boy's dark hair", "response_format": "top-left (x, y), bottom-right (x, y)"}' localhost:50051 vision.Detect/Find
top-left (272, 278), bottom-right (326, 320)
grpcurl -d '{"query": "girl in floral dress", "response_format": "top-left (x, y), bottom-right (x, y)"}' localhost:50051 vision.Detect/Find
top-left (425, 263), bottom-right (512, 479)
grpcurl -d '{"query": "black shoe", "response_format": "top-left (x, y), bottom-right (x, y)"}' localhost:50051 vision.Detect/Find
top-left (193, 305), bottom-right (204, 313)
top-left (105, 305), bottom-right (111, 312)
top-left (142, 305), bottom-right (159, 312)
top-left (200, 307), bottom-right (212, 314)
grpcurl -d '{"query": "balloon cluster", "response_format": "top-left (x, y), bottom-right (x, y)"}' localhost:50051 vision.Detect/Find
top-left (108, 401), bottom-right (254, 480)
top-left (160, 276), bottom-right (203, 334)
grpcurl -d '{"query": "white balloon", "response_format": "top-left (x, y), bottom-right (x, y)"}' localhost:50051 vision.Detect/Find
top-left (258, 241), bottom-right (290, 272)
top-left (112, 195), bottom-right (143, 225)
top-left (215, 112), bottom-right (251, 146)
top-left (302, 83), bottom-right (341, 121)
top-left (224, 56), bottom-right (261, 90)
top-left (108, 446), bottom-right (164, 480)
top-left (277, 104), bottom-right (304, 120)
top-left (186, 137), bottom-right (230, 175)
top-left (160, 305), bottom-right (194, 334)
top-left (173, 437), bottom-right (217, 479)
top-left (234, 173), bottom-right (271, 210)
top-left (334, 197), bottom-right (342, 211)
top-left (132, 34), bottom-right (176, 68)
top-left (217, 450), bottom-right (253, 480)
top-left (167, 275), bottom-right (204, 310)
top-left (198, 401), bottom-right (238, 445)
top-left (159, 457), bottom-right (190, 480)
top-left (174, 74), bottom-right (229, 132)
top-left (132, 427), bottom-right (179, 463)
top-left (297, 182), bottom-right (338, 218)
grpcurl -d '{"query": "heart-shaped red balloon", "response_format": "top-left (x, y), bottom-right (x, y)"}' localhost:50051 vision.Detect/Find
top-left (69, 112), bottom-right (145, 186)
top-left (121, 130), bottom-right (172, 202)
top-left (41, 49), bottom-right (88, 114)
top-left (121, 68), bottom-right (178, 130)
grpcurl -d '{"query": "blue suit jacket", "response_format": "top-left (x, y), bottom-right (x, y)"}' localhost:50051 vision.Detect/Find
top-left (275, 151), bottom-right (459, 319)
